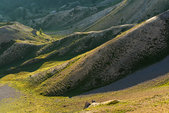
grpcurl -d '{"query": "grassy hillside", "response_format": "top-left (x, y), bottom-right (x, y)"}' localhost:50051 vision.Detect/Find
top-left (2, 0), bottom-right (169, 35)
top-left (0, 0), bottom-right (122, 32)
top-left (38, 0), bottom-right (123, 32)
top-left (81, 74), bottom-right (169, 113)
top-left (0, 22), bottom-right (53, 74)
top-left (0, 7), bottom-right (169, 113)
top-left (0, 22), bottom-right (133, 77)
top-left (0, 64), bottom-right (168, 113)
top-left (35, 10), bottom-right (169, 96)
top-left (86, 0), bottom-right (169, 31)
top-left (1, 10), bottom-right (169, 97)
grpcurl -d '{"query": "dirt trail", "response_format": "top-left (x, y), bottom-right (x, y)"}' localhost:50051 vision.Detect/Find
top-left (0, 85), bottom-right (21, 101)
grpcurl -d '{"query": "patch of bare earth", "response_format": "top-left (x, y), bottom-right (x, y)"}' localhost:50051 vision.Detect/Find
top-left (0, 85), bottom-right (21, 102)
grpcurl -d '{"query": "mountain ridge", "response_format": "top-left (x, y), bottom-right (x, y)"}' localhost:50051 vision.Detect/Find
top-left (0, 1), bottom-right (169, 112)
top-left (86, 0), bottom-right (169, 31)
top-left (36, 10), bottom-right (169, 96)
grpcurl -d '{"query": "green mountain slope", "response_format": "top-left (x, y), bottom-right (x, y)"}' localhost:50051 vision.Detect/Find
top-left (1, 0), bottom-right (169, 35)
top-left (0, 22), bottom-right (52, 73)
top-left (0, 22), bottom-right (133, 76)
top-left (0, 11), bottom-right (168, 112)
top-left (0, 0), bottom-right (122, 32)
top-left (1, 7), bottom-right (169, 98)
top-left (0, 2), bottom-right (169, 113)
top-left (0, 63), bottom-right (168, 113)
top-left (36, 10), bottom-right (169, 96)
top-left (86, 0), bottom-right (169, 31)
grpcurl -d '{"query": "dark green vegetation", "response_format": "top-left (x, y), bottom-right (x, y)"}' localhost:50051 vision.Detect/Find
top-left (0, 22), bottom-right (13, 27)
top-left (0, 0), bottom-right (122, 32)
top-left (1, 0), bottom-right (169, 35)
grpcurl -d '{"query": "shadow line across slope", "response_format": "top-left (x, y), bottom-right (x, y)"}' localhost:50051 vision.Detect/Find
top-left (82, 54), bottom-right (169, 95)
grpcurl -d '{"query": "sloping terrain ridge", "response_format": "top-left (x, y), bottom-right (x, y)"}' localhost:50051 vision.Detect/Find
top-left (0, 22), bottom-right (133, 77)
top-left (37, 10), bottom-right (169, 96)
top-left (0, 22), bottom-right (52, 73)
top-left (86, 0), bottom-right (169, 31)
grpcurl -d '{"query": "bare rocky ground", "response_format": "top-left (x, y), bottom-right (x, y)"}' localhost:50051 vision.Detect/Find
top-left (0, 85), bottom-right (21, 101)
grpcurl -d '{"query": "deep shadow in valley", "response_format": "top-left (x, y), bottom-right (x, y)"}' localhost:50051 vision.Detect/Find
top-left (81, 55), bottom-right (169, 95)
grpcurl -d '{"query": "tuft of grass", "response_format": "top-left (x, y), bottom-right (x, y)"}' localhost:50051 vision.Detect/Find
top-left (106, 100), bottom-right (120, 105)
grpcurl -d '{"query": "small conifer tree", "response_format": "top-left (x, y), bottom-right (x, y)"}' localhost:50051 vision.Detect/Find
top-left (39, 28), bottom-right (43, 35)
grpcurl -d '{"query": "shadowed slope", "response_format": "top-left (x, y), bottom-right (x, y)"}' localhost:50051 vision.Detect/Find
top-left (82, 54), bottom-right (169, 95)
top-left (0, 22), bottom-right (133, 80)
top-left (86, 0), bottom-right (169, 31)
top-left (0, 22), bottom-right (53, 76)
top-left (37, 24), bottom-right (134, 59)
top-left (0, 22), bottom-right (52, 44)
top-left (17, 24), bottom-right (134, 85)
top-left (37, 10), bottom-right (169, 96)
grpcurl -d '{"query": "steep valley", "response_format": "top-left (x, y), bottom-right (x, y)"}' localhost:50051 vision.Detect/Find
top-left (0, 0), bottom-right (169, 113)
